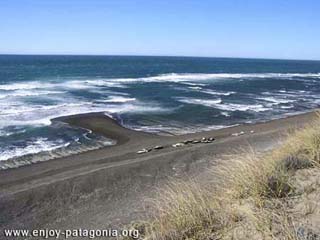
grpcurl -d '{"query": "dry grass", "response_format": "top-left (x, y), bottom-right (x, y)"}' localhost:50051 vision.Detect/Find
top-left (127, 114), bottom-right (320, 240)
top-left (144, 181), bottom-right (237, 240)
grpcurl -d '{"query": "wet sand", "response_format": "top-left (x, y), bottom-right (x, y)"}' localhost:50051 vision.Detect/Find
top-left (0, 111), bottom-right (318, 236)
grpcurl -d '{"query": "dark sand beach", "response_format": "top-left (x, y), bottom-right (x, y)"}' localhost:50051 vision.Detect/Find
top-left (0, 111), bottom-right (318, 238)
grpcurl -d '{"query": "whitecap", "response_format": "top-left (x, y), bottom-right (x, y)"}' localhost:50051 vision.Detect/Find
top-left (280, 105), bottom-right (294, 109)
top-left (97, 96), bottom-right (136, 103)
top-left (0, 82), bottom-right (53, 91)
top-left (0, 99), bottom-right (172, 130)
top-left (1, 72), bottom-right (319, 93)
top-left (256, 97), bottom-right (296, 105)
top-left (0, 90), bottom-right (65, 99)
top-left (213, 103), bottom-right (269, 112)
top-left (221, 111), bottom-right (231, 117)
top-left (177, 98), bottom-right (222, 107)
top-left (201, 89), bottom-right (236, 96)
top-left (188, 86), bottom-right (202, 90)
top-left (180, 82), bottom-right (207, 86)
top-left (118, 72), bottom-right (320, 83)
top-left (140, 73), bottom-right (319, 82)
top-left (104, 102), bottom-right (173, 114)
top-left (177, 97), bottom-right (269, 112)
top-left (74, 79), bottom-right (126, 88)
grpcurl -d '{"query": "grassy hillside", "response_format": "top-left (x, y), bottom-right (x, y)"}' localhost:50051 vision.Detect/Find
top-left (127, 114), bottom-right (320, 239)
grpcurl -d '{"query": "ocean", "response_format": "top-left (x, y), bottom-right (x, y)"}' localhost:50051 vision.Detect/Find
top-left (1, 55), bottom-right (320, 169)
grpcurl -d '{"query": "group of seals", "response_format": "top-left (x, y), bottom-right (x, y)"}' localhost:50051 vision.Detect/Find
top-left (231, 130), bottom-right (255, 137)
top-left (136, 128), bottom-right (256, 154)
top-left (136, 137), bottom-right (215, 154)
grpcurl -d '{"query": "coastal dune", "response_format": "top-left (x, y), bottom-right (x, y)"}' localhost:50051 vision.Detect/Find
top-left (0, 111), bottom-right (318, 237)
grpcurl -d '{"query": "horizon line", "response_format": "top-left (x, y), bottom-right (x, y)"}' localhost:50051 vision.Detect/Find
top-left (0, 53), bottom-right (319, 62)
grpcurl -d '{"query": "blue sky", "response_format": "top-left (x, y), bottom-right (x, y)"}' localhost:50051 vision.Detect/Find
top-left (0, 0), bottom-right (319, 60)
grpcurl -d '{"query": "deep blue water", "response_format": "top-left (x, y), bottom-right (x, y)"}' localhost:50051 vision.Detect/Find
top-left (1, 55), bottom-right (320, 168)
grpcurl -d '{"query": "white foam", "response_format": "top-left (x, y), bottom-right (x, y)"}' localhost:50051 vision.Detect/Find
top-left (0, 78), bottom-right (121, 94)
top-left (280, 105), bottom-right (294, 109)
top-left (137, 73), bottom-right (319, 82)
top-left (221, 111), bottom-right (231, 117)
top-left (201, 89), bottom-right (236, 96)
top-left (188, 86), bottom-right (202, 90)
top-left (105, 72), bottom-right (320, 84)
top-left (177, 97), bottom-right (269, 112)
top-left (214, 103), bottom-right (269, 112)
top-left (0, 90), bottom-right (65, 99)
top-left (31, 73), bottom-right (308, 95)
top-left (1, 72), bottom-right (319, 93)
top-left (16, 73), bottom-right (305, 90)
top-left (185, 86), bottom-right (235, 96)
top-left (180, 82), bottom-right (207, 86)
top-left (0, 98), bottom-right (172, 129)
top-left (0, 136), bottom-right (115, 167)
top-left (98, 96), bottom-right (136, 103)
top-left (177, 98), bottom-right (222, 107)
top-left (0, 137), bottom-right (65, 161)
top-left (0, 82), bottom-right (53, 91)
top-left (83, 79), bottom-right (127, 88)
top-left (0, 129), bottom-right (26, 137)
top-left (0, 71), bottom-right (318, 162)
top-left (256, 97), bottom-right (296, 105)
top-left (262, 90), bottom-right (313, 104)
top-left (104, 102), bottom-right (172, 114)
top-left (0, 78), bottom-right (170, 130)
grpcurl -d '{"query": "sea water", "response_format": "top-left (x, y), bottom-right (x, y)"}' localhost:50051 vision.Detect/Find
top-left (1, 55), bottom-right (320, 168)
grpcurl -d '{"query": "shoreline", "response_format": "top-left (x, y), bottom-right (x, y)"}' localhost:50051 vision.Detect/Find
top-left (0, 110), bottom-right (318, 234)
top-left (0, 110), bottom-right (318, 193)
top-left (0, 109), bottom-right (317, 171)
top-left (53, 109), bottom-right (319, 136)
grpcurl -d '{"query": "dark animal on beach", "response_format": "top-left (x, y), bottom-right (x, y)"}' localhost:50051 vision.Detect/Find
top-left (154, 145), bottom-right (164, 150)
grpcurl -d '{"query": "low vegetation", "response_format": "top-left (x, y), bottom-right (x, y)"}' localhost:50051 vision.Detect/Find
top-left (127, 114), bottom-right (320, 239)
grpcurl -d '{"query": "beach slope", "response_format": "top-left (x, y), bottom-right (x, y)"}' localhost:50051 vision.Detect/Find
top-left (0, 111), bottom-right (318, 236)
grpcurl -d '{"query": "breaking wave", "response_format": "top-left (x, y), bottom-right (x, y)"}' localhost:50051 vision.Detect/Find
top-left (0, 134), bottom-right (115, 170)
top-left (1, 71), bottom-right (320, 167)
top-left (1, 72), bottom-right (319, 94)
top-left (177, 97), bottom-right (270, 112)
